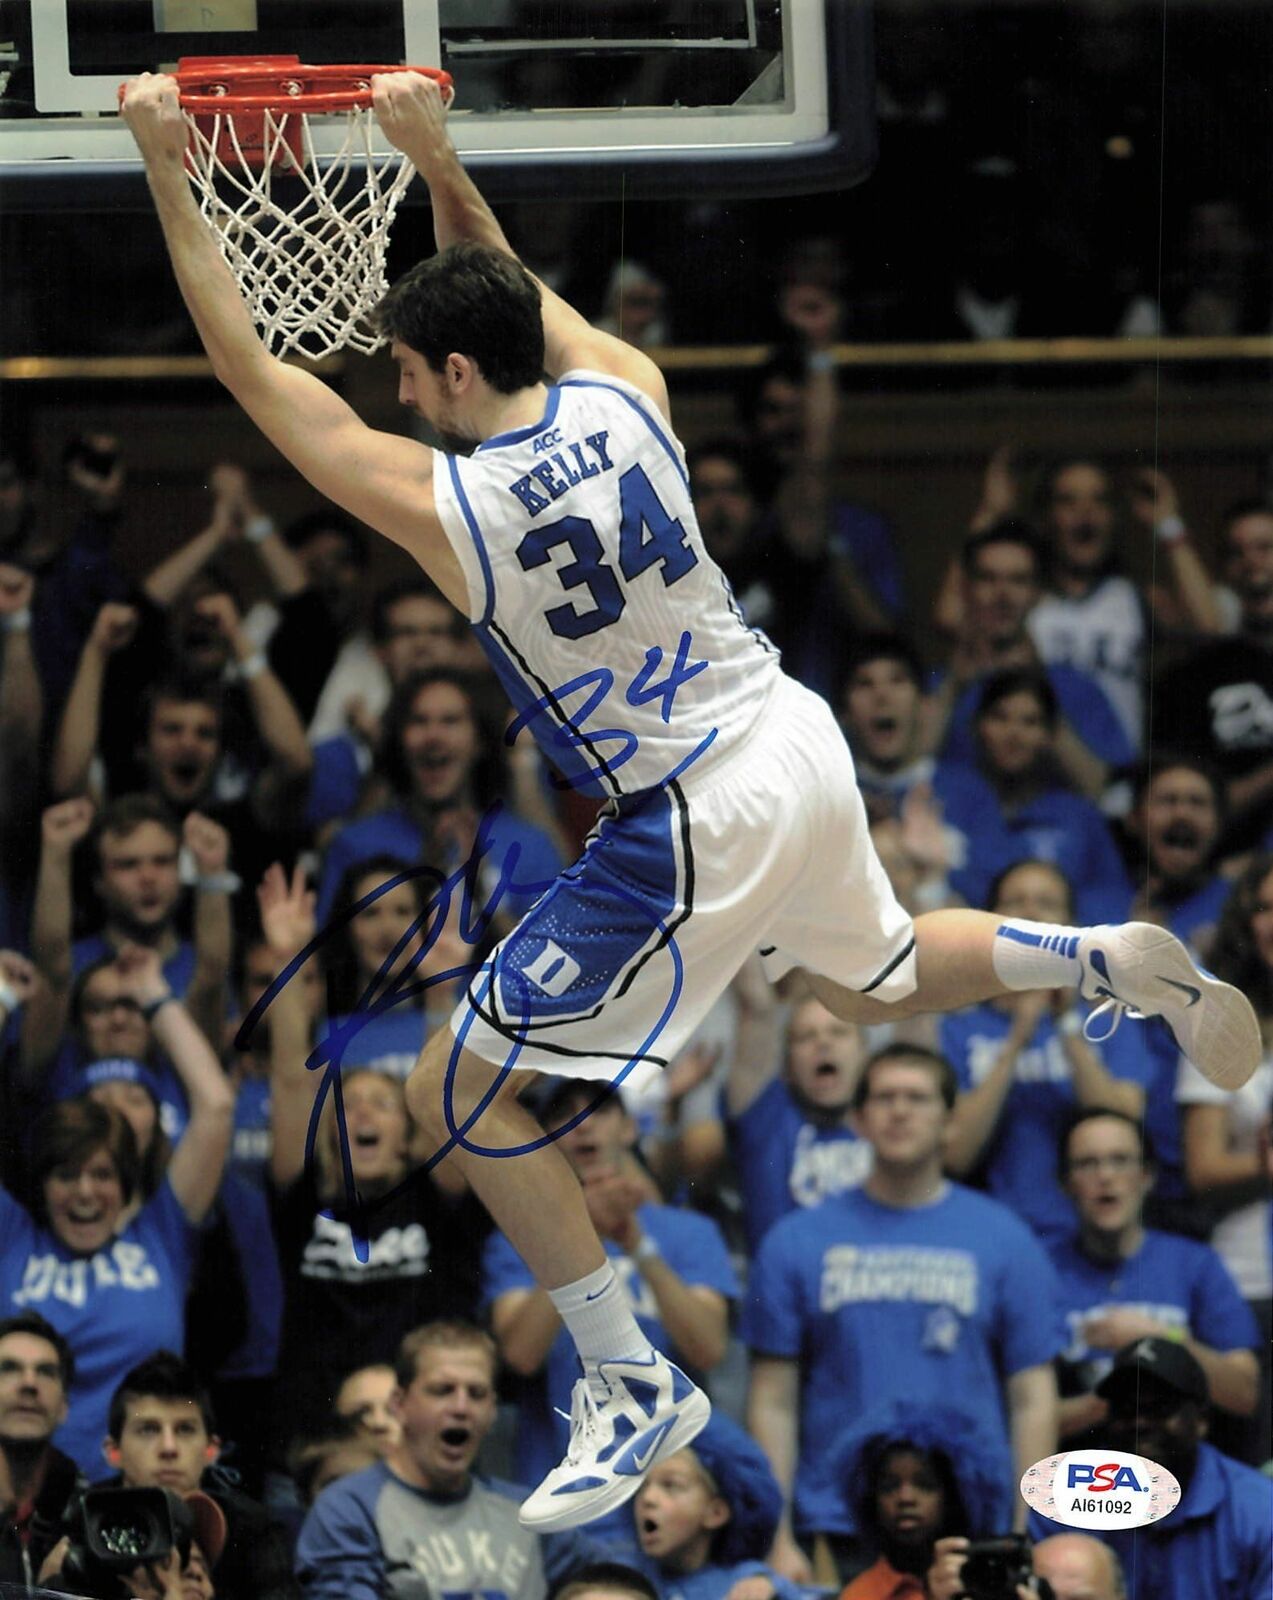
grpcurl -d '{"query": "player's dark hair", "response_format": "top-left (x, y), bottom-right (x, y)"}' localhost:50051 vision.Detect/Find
top-left (960, 519), bottom-right (1046, 582)
top-left (838, 631), bottom-right (926, 694)
top-left (107, 1350), bottom-right (217, 1442)
top-left (370, 577), bottom-right (455, 645)
top-left (852, 1044), bottom-right (959, 1112)
top-left (986, 858), bottom-right (1075, 921)
top-left (375, 242), bottom-right (545, 394)
top-left (0, 1311), bottom-right (76, 1391)
top-left (1059, 1107), bottom-right (1149, 1174)
top-left (1206, 850), bottom-right (1273, 1014)
top-left (974, 666), bottom-right (1059, 729)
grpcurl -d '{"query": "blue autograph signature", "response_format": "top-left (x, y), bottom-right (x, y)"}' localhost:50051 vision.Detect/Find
top-left (236, 634), bottom-right (715, 1257)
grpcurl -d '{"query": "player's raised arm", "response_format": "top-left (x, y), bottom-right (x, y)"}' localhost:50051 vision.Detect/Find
top-left (372, 71), bottom-right (671, 420)
top-left (119, 74), bottom-right (465, 607)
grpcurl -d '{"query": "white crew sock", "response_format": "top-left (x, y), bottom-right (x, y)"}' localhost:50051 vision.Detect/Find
top-left (992, 918), bottom-right (1087, 990)
top-left (549, 1261), bottom-right (653, 1397)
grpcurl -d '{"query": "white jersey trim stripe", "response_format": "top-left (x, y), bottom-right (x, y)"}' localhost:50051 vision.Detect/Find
top-left (558, 377), bottom-right (690, 487)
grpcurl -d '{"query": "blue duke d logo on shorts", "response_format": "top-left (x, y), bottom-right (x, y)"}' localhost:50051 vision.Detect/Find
top-left (521, 940), bottom-right (582, 998)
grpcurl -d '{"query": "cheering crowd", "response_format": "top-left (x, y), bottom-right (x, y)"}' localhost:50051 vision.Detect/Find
top-left (0, 321), bottom-right (1270, 1600)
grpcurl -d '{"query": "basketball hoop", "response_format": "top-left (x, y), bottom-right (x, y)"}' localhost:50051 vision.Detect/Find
top-left (134, 58), bottom-right (453, 360)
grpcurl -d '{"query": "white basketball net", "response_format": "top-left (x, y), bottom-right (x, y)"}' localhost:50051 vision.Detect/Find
top-left (183, 103), bottom-right (415, 359)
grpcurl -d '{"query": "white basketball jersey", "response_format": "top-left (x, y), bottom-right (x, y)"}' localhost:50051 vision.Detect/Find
top-left (432, 370), bottom-right (782, 798)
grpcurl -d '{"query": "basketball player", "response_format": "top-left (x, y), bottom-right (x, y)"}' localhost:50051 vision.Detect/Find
top-left (120, 72), bottom-right (1260, 1533)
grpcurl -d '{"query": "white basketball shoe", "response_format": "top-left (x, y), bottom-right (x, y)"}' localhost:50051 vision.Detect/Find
top-left (518, 1350), bottom-right (711, 1531)
top-left (1077, 922), bottom-right (1261, 1090)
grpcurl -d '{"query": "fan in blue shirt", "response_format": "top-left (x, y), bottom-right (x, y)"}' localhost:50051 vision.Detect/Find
top-left (726, 988), bottom-right (873, 1256)
top-left (1049, 1107), bottom-right (1260, 1444)
top-left (933, 668), bottom-right (1131, 922)
top-left (941, 861), bottom-right (1157, 1247)
top-left (744, 1044), bottom-right (1062, 1575)
top-left (1027, 1337), bottom-right (1272, 1600)
top-left (314, 667), bottom-right (564, 928)
top-left (931, 525), bottom-right (1134, 787)
top-left (630, 1414), bottom-right (814, 1600)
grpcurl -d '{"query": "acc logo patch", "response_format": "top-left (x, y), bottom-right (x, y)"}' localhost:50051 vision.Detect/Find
top-left (1020, 1449), bottom-right (1181, 1531)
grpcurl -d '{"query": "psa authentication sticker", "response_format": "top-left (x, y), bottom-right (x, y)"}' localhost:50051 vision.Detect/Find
top-left (1020, 1448), bottom-right (1181, 1531)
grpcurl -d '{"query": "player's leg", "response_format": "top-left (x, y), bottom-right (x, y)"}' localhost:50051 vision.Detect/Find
top-left (805, 907), bottom-right (1261, 1091)
top-left (405, 1026), bottom-right (710, 1528)
top-left (405, 1026), bottom-right (610, 1282)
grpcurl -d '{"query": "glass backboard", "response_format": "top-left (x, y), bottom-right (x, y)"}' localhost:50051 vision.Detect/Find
top-left (0, 0), bottom-right (874, 207)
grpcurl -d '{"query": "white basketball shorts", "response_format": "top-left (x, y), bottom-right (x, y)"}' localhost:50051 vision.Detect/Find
top-left (449, 673), bottom-right (917, 1093)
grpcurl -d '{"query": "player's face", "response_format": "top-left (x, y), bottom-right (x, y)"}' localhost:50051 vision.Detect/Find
top-left (842, 660), bottom-right (921, 767)
top-left (976, 690), bottom-right (1051, 778)
top-left (79, 965), bottom-right (151, 1059)
top-left (144, 699), bottom-right (220, 807)
top-left (992, 862), bottom-right (1072, 924)
top-left (349, 873), bottom-right (425, 984)
top-left (380, 595), bottom-right (458, 682)
top-left (855, 1062), bottom-right (947, 1167)
top-left (43, 1147), bottom-right (126, 1256)
top-left (1048, 463), bottom-right (1115, 571)
top-left (874, 1448), bottom-right (946, 1550)
top-left (95, 822), bottom-right (182, 933)
top-left (633, 1450), bottom-right (725, 1567)
top-left (1064, 1116), bottom-right (1149, 1236)
top-left (114, 1397), bottom-right (214, 1494)
top-left (392, 341), bottom-right (477, 451)
top-left (1251, 868), bottom-right (1273, 971)
top-left (335, 1365), bottom-right (402, 1453)
top-left (0, 1332), bottom-right (68, 1445)
top-left (334, 1071), bottom-right (410, 1189)
top-left (394, 1346), bottom-right (496, 1492)
top-left (965, 544), bottom-right (1039, 641)
top-left (88, 1081), bottom-right (158, 1160)
top-left (1223, 511), bottom-right (1273, 616)
top-left (785, 1000), bottom-right (866, 1114)
top-left (400, 681), bottom-right (481, 805)
top-left (1138, 767), bottom-right (1219, 880)
top-left (691, 457), bottom-right (757, 562)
